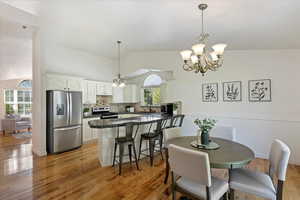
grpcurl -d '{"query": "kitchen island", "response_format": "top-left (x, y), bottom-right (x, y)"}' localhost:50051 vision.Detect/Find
top-left (88, 113), bottom-right (172, 167)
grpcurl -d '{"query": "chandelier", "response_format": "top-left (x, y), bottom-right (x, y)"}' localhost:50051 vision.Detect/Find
top-left (112, 41), bottom-right (126, 88)
top-left (180, 3), bottom-right (227, 76)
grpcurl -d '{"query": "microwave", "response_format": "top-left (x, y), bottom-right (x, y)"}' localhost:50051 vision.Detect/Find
top-left (160, 103), bottom-right (174, 115)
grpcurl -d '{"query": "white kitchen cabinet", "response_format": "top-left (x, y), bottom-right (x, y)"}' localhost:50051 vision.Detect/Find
top-left (45, 74), bottom-right (82, 91)
top-left (46, 76), bottom-right (68, 91)
top-left (87, 81), bottom-right (97, 104)
top-left (96, 83), bottom-right (105, 95)
top-left (112, 84), bottom-right (138, 103)
top-left (96, 82), bottom-right (112, 96)
top-left (83, 118), bottom-right (98, 142)
top-left (112, 87), bottom-right (124, 103)
top-left (67, 79), bottom-right (82, 91)
top-left (104, 82), bottom-right (113, 95)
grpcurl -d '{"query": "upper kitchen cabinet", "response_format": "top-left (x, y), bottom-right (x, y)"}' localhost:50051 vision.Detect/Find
top-left (83, 80), bottom-right (113, 104)
top-left (96, 82), bottom-right (113, 96)
top-left (112, 84), bottom-right (138, 103)
top-left (45, 74), bottom-right (83, 91)
top-left (82, 80), bottom-right (97, 104)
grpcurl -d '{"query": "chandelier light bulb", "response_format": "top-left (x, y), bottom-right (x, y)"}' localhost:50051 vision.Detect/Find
top-left (210, 52), bottom-right (218, 61)
top-left (180, 50), bottom-right (192, 61)
top-left (212, 44), bottom-right (227, 55)
top-left (112, 82), bottom-right (118, 87)
top-left (191, 55), bottom-right (199, 64)
top-left (119, 82), bottom-right (126, 88)
top-left (192, 44), bottom-right (205, 55)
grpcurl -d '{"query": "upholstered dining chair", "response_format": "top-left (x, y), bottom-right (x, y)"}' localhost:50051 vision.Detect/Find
top-left (210, 126), bottom-right (236, 141)
top-left (164, 127), bottom-right (182, 147)
top-left (229, 139), bottom-right (291, 200)
top-left (168, 144), bottom-right (229, 200)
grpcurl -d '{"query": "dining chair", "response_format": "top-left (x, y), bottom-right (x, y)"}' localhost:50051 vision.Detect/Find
top-left (168, 144), bottom-right (229, 200)
top-left (229, 139), bottom-right (291, 200)
top-left (210, 126), bottom-right (236, 141)
top-left (164, 127), bottom-right (182, 147)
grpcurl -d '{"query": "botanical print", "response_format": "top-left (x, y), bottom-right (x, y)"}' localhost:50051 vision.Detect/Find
top-left (202, 83), bottom-right (218, 102)
top-left (248, 79), bottom-right (271, 102)
top-left (223, 81), bottom-right (242, 102)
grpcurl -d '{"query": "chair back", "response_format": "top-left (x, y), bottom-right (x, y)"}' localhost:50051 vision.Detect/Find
top-left (170, 114), bottom-right (185, 128)
top-left (210, 126), bottom-right (236, 141)
top-left (269, 139), bottom-right (291, 181)
top-left (168, 144), bottom-right (211, 187)
top-left (164, 127), bottom-right (182, 146)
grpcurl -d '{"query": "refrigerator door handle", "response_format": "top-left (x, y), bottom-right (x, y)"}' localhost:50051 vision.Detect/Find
top-left (54, 126), bottom-right (81, 131)
top-left (67, 92), bottom-right (70, 125)
top-left (69, 92), bottom-right (73, 125)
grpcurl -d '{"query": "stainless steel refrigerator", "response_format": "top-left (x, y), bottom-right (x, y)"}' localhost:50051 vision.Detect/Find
top-left (46, 90), bottom-right (82, 154)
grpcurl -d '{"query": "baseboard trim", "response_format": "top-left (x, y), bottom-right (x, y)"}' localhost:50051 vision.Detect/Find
top-left (32, 147), bottom-right (47, 157)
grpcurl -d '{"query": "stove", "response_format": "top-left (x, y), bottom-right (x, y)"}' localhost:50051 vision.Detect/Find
top-left (92, 106), bottom-right (118, 119)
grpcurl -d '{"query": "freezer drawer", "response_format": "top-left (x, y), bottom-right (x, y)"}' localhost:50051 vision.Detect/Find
top-left (52, 125), bottom-right (82, 153)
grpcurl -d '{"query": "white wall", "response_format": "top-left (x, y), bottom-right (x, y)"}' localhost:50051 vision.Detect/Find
top-left (0, 37), bottom-right (32, 80)
top-left (44, 44), bottom-right (117, 81)
top-left (122, 49), bottom-right (300, 165)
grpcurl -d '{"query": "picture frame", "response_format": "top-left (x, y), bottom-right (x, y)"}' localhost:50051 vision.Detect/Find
top-left (248, 79), bottom-right (272, 102)
top-left (223, 81), bottom-right (242, 102)
top-left (202, 83), bottom-right (218, 102)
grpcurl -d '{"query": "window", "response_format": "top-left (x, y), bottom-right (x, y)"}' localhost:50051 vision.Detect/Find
top-left (143, 87), bottom-right (161, 106)
top-left (4, 80), bottom-right (32, 116)
top-left (142, 74), bottom-right (163, 106)
top-left (18, 80), bottom-right (32, 89)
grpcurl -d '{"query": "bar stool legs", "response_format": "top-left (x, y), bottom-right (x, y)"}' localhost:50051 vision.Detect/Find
top-left (113, 142), bottom-right (139, 175)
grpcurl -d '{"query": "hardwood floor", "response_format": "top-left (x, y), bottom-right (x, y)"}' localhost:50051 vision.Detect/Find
top-left (0, 132), bottom-right (299, 200)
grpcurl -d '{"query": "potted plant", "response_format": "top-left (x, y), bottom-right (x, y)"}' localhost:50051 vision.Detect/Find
top-left (83, 107), bottom-right (90, 117)
top-left (194, 118), bottom-right (217, 145)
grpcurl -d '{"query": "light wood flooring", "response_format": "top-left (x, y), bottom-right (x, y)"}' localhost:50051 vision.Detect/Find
top-left (0, 132), bottom-right (299, 200)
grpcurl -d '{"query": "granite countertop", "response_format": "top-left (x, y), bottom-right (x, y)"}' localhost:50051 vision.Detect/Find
top-left (83, 112), bottom-right (161, 119)
top-left (88, 113), bottom-right (172, 129)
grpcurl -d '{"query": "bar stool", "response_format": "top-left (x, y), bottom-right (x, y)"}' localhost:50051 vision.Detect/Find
top-left (168, 114), bottom-right (185, 128)
top-left (112, 123), bottom-right (139, 175)
top-left (138, 119), bottom-right (168, 166)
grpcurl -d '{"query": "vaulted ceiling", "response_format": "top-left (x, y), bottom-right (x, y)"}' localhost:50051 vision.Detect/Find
top-left (2, 0), bottom-right (300, 59)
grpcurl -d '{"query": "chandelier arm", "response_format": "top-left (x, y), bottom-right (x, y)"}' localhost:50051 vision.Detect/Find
top-left (183, 62), bottom-right (194, 71)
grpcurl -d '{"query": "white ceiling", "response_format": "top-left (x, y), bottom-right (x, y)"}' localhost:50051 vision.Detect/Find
top-left (0, 0), bottom-right (40, 15)
top-left (3, 0), bottom-right (300, 58)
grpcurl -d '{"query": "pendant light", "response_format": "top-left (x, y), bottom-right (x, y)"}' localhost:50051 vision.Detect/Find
top-left (112, 41), bottom-right (126, 88)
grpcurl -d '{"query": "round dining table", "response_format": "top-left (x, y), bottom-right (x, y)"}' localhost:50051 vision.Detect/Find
top-left (164, 136), bottom-right (255, 184)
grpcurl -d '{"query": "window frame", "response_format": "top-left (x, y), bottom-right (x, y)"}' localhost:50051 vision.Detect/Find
top-left (4, 89), bottom-right (32, 116)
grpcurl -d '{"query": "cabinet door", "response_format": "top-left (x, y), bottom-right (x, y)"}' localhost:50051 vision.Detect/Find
top-left (96, 82), bottom-right (105, 95)
top-left (82, 81), bottom-right (89, 104)
top-left (104, 82), bottom-right (113, 95)
top-left (46, 76), bottom-right (68, 90)
top-left (112, 87), bottom-right (124, 103)
top-left (83, 119), bottom-right (91, 142)
top-left (87, 81), bottom-right (97, 104)
top-left (67, 79), bottom-right (82, 91)
top-left (124, 85), bottom-right (137, 103)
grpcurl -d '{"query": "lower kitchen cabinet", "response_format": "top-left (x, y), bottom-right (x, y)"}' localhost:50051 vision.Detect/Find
top-left (83, 118), bottom-right (98, 142)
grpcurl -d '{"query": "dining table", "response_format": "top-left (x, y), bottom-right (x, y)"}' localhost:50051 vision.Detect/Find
top-left (164, 136), bottom-right (255, 184)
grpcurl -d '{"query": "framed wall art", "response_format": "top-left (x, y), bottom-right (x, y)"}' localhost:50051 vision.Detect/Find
top-left (248, 79), bottom-right (271, 102)
top-left (202, 83), bottom-right (218, 102)
top-left (223, 81), bottom-right (242, 102)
